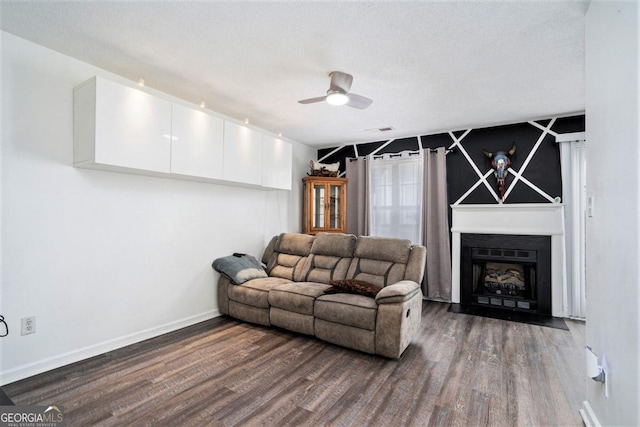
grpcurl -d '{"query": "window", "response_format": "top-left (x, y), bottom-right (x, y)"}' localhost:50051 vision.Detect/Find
top-left (370, 153), bottom-right (423, 244)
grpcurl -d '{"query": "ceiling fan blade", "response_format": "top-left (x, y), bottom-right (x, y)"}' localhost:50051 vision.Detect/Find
top-left (298, 96), bottom-right (327, 104)
top-left (329, 71), bottom-right (353, 93)
top-left (346, 93), bottom-right (373, 109)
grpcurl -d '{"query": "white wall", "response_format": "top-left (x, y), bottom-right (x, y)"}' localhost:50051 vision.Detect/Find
top-left (0, 28), bottom-right (5, 375)
top-left (0, 32), bottom-right (316, 384)
top-left (585, 1), bottom-right (640, 425)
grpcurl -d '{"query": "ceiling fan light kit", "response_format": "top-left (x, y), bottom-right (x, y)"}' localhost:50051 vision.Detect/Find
top-left (298, 71), bottom-right (373, 110)
top-left (326, 91), bottom-right (349, 106)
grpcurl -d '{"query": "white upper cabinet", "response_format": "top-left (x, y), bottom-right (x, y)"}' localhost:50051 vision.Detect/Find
top-left (262, 136), bottom-right (293, 190)
top-left (170, 103), bottom-right (224, 180)
top-left (74, 76), bottom-right (293, 189)
top-left (74, 76), bottom-right (172, 173)
top-left (223, 121), bottom-right (263, 186)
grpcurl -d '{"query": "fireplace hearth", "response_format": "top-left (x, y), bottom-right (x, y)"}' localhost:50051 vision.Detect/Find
top-left (460, 233), bottom-right (551, 316)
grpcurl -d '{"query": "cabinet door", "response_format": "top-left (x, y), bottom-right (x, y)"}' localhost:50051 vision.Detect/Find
top-left (328, 183), bottom-right (344, 230)
top-left (310, 182), bottom-right (326, 231)
top-left (94, 77), bottom-right (172, 173)
top-left (223, 121), bottom-right (263, 185)
top-left (262, 136), bottom-right (292, 190)
top-left (170, 103), bottom-right (224, 179)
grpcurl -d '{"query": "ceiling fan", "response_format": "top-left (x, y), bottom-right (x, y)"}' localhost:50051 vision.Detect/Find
top-left (298, 71), bottom-right (373, 110)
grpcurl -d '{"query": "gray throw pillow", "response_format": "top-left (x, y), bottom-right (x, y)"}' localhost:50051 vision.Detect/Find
top-left (212, 254), bottom-right (268, 284)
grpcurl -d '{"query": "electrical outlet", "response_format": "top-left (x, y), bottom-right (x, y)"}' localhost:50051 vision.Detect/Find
top-left (21, 316), bottom-right (36, 335)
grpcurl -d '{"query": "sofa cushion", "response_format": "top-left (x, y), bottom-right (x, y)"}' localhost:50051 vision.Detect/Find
top-left (310, 232), bottom-right (356, 258)
top-left (345, 259), bottom-right (407, 288)
top-left (227, 277), bottom-right (291, 309)
top-left (267, 233), bottom-right (314, 281)
top-left (268, 282), bottom-right (331, 315)
top-left (346, 236), bottom-right (413, 287)
top-left (325, 279), bottom-right (381, 298)
top-left (315, 294), bottom-right (378, 331)
top-left (353, 236), bottom-right (411, 263)
top-left (303, 255), bottom-right (351, 284)
top-left (298, 233), bottom-right (356, 283)
top-left (276, 233), bottom-right (315, 256)
top-left (269, 253), bottom-right (307, 280)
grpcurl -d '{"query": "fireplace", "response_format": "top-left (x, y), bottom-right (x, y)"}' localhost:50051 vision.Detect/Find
top-left (460, 233), bottom-right (551, 315)
top-left (451, 204), bottom-right (566, 318)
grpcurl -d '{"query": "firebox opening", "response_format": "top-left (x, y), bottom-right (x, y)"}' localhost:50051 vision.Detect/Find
top-left (461, 234), bottom-right (552, 317)
top-left (472, 259), bottom-right (537, 310)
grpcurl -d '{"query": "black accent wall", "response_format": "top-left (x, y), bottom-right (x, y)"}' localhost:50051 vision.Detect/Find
top-left (317, 115), bottom-right (585, 206)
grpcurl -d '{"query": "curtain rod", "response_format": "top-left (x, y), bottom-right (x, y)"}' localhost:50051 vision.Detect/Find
top-left (347, 146), bottom-right (456, 161)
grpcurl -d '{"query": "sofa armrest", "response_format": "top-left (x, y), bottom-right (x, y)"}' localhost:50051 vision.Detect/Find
top-left (262, 235), bottom-right (279, 265)
top-left (375, 280), bottom-right (423, 358)
top-left (217, 275), bottom-right (232, 315)
top-left (375, 280), bottom-right (421, 304)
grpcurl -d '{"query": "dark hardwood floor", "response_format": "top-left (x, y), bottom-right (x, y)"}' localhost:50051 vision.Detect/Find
top-left (4, 302), bottom-right (585, 426)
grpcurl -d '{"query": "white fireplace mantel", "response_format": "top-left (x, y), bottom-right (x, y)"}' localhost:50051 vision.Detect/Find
top-left (451, 203), bottom-right (566, 317)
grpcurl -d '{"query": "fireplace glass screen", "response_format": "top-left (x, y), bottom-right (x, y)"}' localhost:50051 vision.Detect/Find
top-left (483, 262), bottom-right (525, 295)
top-left (470, 248), bottom-right (537, 311)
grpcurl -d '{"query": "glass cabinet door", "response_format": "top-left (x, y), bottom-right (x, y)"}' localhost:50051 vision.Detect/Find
top-left (329, 185), bottom-right (341, 229)
top-left (313, 183), bottom-right (325, 228)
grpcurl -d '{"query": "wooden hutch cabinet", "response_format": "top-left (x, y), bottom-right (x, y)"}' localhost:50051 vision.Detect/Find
top-left (303, 176), bottom-right (347, 234)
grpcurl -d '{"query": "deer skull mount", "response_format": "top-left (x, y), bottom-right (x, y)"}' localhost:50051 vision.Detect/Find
top-left (482, 143), bottom-right (516, 203)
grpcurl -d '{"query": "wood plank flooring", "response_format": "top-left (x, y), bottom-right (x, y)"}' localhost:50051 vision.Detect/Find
top-left (4, 302), bottom-right (585, 426)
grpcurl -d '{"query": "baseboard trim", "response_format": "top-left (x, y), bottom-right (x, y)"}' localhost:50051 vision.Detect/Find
top-left (1, 310), bottom-right (220, 386)
top-left (579, 400), bottom-right (602, 427)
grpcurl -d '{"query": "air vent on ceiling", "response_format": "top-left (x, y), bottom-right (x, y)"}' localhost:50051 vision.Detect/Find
top-left (365, 126), bottom-right (395, 133)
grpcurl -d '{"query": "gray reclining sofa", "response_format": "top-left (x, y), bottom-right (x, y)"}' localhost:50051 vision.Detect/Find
top-left (216, 232), bottom-right (427, 358)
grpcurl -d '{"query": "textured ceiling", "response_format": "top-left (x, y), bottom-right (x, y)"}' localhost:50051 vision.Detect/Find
top-left (0, 1), bottom-right (587, 148)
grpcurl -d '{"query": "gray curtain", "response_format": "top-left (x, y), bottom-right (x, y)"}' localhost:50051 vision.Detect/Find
top-left (346, 156), bottom-right (370, 236)
top-left (422, 147), bottom-right (451, 300)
